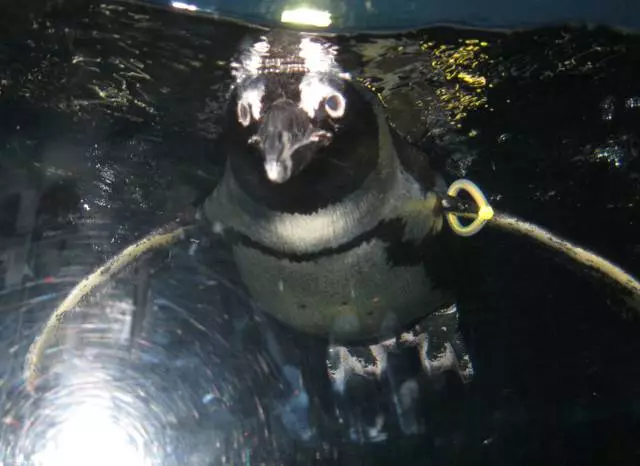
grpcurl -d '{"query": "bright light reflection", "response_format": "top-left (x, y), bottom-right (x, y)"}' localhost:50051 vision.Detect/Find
top-left (32, 402), bottom-right (151, 466)
top-left (171, 1), bottom-right (198, 12)
top-left (281, 7), bottom-right (332, 27)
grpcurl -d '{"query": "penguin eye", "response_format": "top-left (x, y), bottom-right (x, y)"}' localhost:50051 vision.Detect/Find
top-left (324, 92), bottom-right (346, 119)
top-left (237, 101), bottom-right (252, 127)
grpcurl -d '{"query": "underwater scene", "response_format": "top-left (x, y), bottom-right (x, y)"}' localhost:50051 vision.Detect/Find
top-left (0, 1), bottom-right (639, 465)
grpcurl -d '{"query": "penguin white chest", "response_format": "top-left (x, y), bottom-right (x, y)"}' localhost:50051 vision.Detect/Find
top-left (232, 236), bottom-right (444, 342)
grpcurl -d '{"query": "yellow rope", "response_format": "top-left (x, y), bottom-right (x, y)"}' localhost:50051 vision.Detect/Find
top-left (24, 223), bottom-right (191, 393)
top-left (446, 179), bottom-right (495, 236)
top-left (445, 179), bottom-right (640, 309)
top-left (491, 212), bottom-right (640, 298)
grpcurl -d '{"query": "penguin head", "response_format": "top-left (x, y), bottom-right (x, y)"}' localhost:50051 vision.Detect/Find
top-left (227, 32), bottom-right (372, 185)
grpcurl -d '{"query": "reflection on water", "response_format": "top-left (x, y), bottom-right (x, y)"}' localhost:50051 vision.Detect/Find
top-left (0, 1), bottom-right (639, 465)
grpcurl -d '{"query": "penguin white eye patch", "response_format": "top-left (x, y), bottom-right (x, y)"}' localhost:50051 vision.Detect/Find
top-left (236, 83), bottom-right (265, 127)
top-left (299, 74), bottom-right (346, 119)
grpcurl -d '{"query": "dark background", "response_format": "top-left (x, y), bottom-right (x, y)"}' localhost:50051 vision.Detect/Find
top-left (0, 1), bottom-right (639, 464)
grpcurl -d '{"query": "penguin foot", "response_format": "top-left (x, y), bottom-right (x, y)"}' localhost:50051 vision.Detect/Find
top-left (326, 304), bottom-right (473, 440)
top-left (258, 305), bottom-right (473, 445)
top-left (402, 304), bottom-right (475, 386)
top-left (328, 304), bottom-right (474, 391)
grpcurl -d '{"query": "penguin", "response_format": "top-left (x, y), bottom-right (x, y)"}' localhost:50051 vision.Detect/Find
top-left (202, 31), bottom-right (461, 342)
top-left (198, 30), bottom-right (474, 440)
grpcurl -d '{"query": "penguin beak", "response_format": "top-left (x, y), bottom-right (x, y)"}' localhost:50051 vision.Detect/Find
top-left (250, 100), bottom-right (331, 183)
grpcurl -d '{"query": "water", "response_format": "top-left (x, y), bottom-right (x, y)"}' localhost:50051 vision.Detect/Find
top-left (0, 2), bottom-right (639, 465)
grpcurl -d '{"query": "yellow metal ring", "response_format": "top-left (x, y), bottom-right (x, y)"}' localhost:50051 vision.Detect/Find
top-left (446, 179), bottom-right (495, 237)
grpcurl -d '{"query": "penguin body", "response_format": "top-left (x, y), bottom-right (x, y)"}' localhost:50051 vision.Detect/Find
top-left (202, 32), bottom-right (453, 343)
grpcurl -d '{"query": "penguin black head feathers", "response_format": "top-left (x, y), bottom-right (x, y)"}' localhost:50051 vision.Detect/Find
top-left (226, 31), bottom-right (377, 188)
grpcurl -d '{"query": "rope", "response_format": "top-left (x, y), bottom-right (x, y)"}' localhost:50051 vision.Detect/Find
top-left (444, 178), bottom-right (640, 309)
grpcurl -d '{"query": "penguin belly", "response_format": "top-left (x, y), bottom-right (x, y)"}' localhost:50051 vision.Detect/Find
top-left (232, 235), bottom-right (447, 342)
